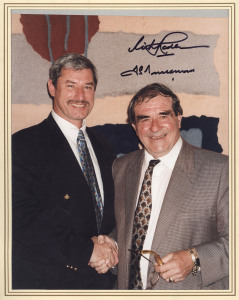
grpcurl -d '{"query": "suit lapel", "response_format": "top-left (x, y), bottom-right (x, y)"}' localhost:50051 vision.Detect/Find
top-left (124, 150), bottom-right (144, 281)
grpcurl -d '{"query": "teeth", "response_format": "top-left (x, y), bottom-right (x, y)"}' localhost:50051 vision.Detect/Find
top-left (151, 134), bottom-right (165, 139)
top-left (71, 104), bottom-right (85, 108)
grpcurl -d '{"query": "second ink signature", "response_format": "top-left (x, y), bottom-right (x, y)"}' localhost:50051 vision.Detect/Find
top-left (121, 64), bottom-right (195, 77)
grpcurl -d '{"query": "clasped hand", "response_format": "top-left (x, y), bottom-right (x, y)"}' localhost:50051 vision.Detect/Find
top-left (89, 235), bottom-right (118, 274)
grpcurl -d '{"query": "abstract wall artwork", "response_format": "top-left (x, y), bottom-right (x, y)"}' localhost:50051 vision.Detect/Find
top-left (11, 10), bottom-right (229, 155)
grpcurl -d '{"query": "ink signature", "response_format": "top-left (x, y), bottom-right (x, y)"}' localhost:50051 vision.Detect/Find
top-left (121, 64), bottom-right (195, 77)
top-left (128, 32), bottom-right (210, 57)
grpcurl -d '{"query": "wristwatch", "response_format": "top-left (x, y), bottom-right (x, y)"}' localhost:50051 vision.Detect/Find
top-left (187, 247), bottom-right (200, 276)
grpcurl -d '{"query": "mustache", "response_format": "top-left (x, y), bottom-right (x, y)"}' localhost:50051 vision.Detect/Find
top-left (67, 100), bottom-right (90, 105)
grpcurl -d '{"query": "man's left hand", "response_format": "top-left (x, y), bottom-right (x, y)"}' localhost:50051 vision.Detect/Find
top-left (89, 235), bottom-right (118, 274)
top-left (154, 250), bottom-right (194, 283)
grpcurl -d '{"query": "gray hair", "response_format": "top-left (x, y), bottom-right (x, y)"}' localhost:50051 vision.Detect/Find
top-left (49, 53), bottom-right (98, 90)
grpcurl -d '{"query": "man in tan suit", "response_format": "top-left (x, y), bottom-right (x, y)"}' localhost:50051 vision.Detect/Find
top-left (92, 83), bottom-right (229, 290)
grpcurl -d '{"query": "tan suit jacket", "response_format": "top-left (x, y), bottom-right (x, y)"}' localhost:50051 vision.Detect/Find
top-left (112, 140), bottom-right (229, 289)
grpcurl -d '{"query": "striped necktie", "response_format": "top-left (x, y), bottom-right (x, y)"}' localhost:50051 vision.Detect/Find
top-left (77, 130), bottom-right (103, 234)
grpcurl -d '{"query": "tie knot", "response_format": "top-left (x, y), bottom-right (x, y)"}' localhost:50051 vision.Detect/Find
top-left (149, 159), bottom-right (160, 168)
top-left (78, 130), bottom-right (85, 141)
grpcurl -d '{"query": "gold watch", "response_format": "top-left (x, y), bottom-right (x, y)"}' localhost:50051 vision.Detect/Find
top-left (187, 248), bottom-right (200, 276)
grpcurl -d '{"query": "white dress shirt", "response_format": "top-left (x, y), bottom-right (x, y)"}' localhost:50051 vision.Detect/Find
top-left (137, 137), bottom-right (183, 289)
top-left (51, 111), bottom-right (104, 203)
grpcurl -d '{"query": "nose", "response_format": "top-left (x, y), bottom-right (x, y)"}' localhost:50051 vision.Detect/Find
top-left (150, 118), bottom-right (162, 132)
top-left (74, 86), bottom-right (85, 100)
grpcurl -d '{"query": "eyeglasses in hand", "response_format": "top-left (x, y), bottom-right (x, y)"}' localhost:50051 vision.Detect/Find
top-left (128, 249), bottom-right (163, 289)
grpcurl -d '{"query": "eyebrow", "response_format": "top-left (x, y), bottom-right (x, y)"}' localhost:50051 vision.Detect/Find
top-left (65, 80), bottom-right (75, 84)
top-left (136, 110), bottom-right (173, 121)
top-left (64, 80), bottom-right (94, 86)
top-left (136, 115), bottom-right (149, 121)
top-left (160, 110), bottom-right (173, 115)
top-left (85, 82), bottom-right (94, 86)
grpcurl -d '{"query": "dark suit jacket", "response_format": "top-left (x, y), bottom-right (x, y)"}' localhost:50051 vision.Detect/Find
top-left (12, 114), bottom-right (116, 289)
top-left (112, 140), bottom-right (229, 290)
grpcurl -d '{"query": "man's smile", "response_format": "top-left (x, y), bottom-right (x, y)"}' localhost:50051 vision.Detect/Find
top-left (150, 134), bottom-right (167, 140)
top-left (68, 100), bottom-right (89, 108)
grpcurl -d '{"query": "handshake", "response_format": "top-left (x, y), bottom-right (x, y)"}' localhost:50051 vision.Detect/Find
top-left (89, 235), bottom-right (119, 274)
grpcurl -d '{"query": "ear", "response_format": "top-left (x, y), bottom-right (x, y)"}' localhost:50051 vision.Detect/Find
top-left (177, 114), bottom-right (182, 129)
top-left (47, 79), bottom-right (56, 98)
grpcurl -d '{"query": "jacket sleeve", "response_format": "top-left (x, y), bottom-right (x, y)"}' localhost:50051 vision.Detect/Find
top-left (195, 157), bottom-right (229, 288)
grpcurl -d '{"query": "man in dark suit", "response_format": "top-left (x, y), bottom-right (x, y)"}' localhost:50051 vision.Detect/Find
top-left (12, 53), bottom-right (118, 289)
top-left (92, 83), bottom-right (229, 290)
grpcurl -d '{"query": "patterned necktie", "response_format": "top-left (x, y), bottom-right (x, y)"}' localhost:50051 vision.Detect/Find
top-left (77, 130), bottom-right (103, 234)
top-left (128, 159), bottom-right (160, 290)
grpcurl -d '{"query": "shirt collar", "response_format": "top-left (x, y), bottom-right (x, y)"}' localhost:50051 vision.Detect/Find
top-left (51, 110), bottom-right (87, 142)
top-left (144, 137), bottom-right (183, 170)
